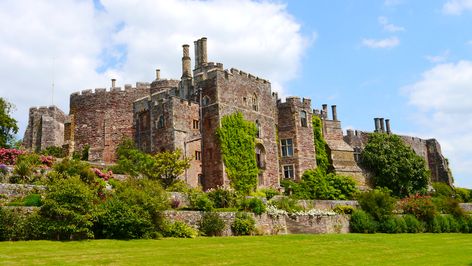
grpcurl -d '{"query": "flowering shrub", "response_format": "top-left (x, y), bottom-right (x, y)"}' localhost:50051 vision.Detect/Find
top-left (266, 205), bottom-right (288, 217)
top-left (40, 155), bottom-right (55, 167)
top-left (291, 209), bottom-right (337, 217)
top-left (0, 164), bottom-right (9, 175)
top-left (92, 168), bottom-right (113, 181)
top-left (0, 148), bottom-right (25, 165)
top-left (399, 194), bottom-right (437, 222)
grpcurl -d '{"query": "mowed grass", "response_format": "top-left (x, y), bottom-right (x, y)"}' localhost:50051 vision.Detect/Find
top-left (0, 234), bottom-right (471, 266)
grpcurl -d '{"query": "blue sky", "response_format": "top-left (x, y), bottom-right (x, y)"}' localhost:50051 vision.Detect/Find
top-left (1, 0), bottom-right (471, 188)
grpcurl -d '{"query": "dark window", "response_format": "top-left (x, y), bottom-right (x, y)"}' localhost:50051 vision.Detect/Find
top-left (300, 110), bottom-right (307, 127)
top-left (283, 165), bottom-right (294, 179)
top-left (281, 139), bottom-right (293, 157)
top-left (252, 94), bottom-right (258, 111)
top-left (256, 120), bottom-right (261, 138)
top-left (202, 96), bottom-right (210, 106)
top-left (193, 120), bottom-right (199, 129)
top-left (195, 151), bottom-right (201, 161)
top-left (157, 115), bottom-right (164, 129)
top-left (255, 145), bottom-right (265, 169)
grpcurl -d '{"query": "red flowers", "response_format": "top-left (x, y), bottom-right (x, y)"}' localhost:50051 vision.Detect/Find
top-left (0, 148), bottom-right (25, 165)
top-left (92, 168), bottom-right (113, 181)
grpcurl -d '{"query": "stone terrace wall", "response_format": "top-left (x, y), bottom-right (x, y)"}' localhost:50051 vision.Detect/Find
top-left (0, 184), bottom-right (46, 198)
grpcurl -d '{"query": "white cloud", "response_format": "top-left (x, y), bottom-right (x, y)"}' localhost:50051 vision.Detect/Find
top-left (442, 0), bottom-right (472, 15)
top-left (402, 60), bottom-right (472, 188)
top-left (378, 16), bottom-right (405, 32)
top-left (0, 0), bottom-right (309, 138)
top-left (425, 50), bottom-right (450, 63)
top-left (362, 37), bottom-right (400, 48)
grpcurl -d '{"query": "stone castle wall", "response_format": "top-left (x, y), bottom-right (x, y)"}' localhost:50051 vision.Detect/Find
top-left (69, 84), bottom-right (151, 162)
top-left (23, 106), bottom-right (66, 152)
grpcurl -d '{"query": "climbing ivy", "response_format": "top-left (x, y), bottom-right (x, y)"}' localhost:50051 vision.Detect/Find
top-left (312, 116), bottom-right (330, 173)
top-left (216, 112), bottom-right (258, 194)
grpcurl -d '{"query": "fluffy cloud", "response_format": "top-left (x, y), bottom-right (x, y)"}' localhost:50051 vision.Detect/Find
top-left (442, 0), bottom-right (472, 15)
top-left (0, 0), bottom-right (308, 137)
top-left (362, 37), bottom-right (400, 48)
top-left (378, 16), bottom-right (405, 32)
top-left (402, 61), bottom-right (472, 187)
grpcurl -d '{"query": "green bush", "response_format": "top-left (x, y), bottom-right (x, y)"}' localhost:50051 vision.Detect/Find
top-left (333, 205), bottom-right (355, 215)
top-left (259, 188), bottom-right (279, 200)
top-left (231, 212), bottom-right (256, 236)
top-left (403, 214), bottom-right (424, 233)
top-left (432, 182), bottom-right (454, 198)
top-left (163, 221), bottom-right (198, 238)
top-left (187, 189), bottom-right (214, 211)
top-left (51, 158), bottom-right (96, 184)
top-left (456, 216), bottom-right (471, 233)
top-left (240, 197), bottom-right (266, 215)
top-left (399, 194), bottom-right (437, 222)
top-left (40, 146), bottom-right (66, 158)
top-left (0, 207), bottom-right (29, 241)
top-left (433, 197), bottom-right (465, 218)
top-left (198, 212), bottom-right (226, 236)
top-left (427, 216), bottom-right (442, 233)
top-left (23, 194), bottom-right (42, 206)
top-left (93, 198), bottom-right (154, 239)
top-left (283, 169), bottom-right (358, 200)
top-left (454, 187), bottom-right (472, 203)
top-left (269, 197), bottom-right (302, 213)
top-left (350, 209), bottom-right (377, 233)
top-left (207, 187), bottom-right (238, 208)
top-left (445, 214), bottom-right (460, 232)
top-left (39, 176), bottom-right (96, 240)
top-left (379, 216), bottom-right (406, 233)
top-left (357, 188), bottom-right (396, 222)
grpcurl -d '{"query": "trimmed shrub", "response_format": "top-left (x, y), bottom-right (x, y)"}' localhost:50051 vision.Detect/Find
top-left (231, 212), bottom-right (256, 236)
top-left (357, 188), bottom-right (396, 222)
top-left (199, 212), bottom-right (226, 236)
top-left (163, 221), bottom-right (198, 238)
top-left (350, 210), bottom-right (377, 233)
top-left (240, 197), bottom-right (266, 215)
top-left (379, 216), bottom-right (407, 233)
top-left (403, 214), bottom-right (423, 233)
top-left (207, 187), bottom-right (238, 208)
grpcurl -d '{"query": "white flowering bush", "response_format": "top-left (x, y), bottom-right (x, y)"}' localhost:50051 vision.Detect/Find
top-left (266, 205), bottom-right (288, 217)
top-left (291, 209), bottom-right (337, 217)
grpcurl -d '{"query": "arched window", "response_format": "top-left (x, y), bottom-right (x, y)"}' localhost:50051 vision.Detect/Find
top-left (300, 110), bottom-right (307, 127)
top-left (157, 115), bottom-right (164, 129)
top-left (255, 144), bottom-right (266, 169)
top-left (256, 120), bottom-right (261, 138)
top-left (252, 93), bottom-right (258, 111)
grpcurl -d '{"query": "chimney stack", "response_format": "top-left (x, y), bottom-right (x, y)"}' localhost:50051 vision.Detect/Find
top-left (385, 119), bottom-right (391, 134)
top-left (182, 44), bottom-right (191, 78)
top-left (155, 69), bottom-right (161, 80)
top-left (374, 118), bottom-right (380, 132)
top-left (200, 37), bottom-right (208, 65)
top-left (331, 105), bottom-right (338, 121)
top-left (111, 78), bottom-right (116, 88)
top-left (380, 118), bottom-right (385, 133)
top-left (322, 104), bottom-right (328, 120)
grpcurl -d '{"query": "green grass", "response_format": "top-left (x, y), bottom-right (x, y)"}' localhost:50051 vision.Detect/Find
top-left (0, 234), bottom-right (471, 265)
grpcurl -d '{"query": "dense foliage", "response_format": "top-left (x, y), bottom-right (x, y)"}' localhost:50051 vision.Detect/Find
top-left (231, 212), bottom-right (256, 236)
top-left (115, 139), bottom-right (190, 188)
top-left (216, 112), bottom-right (258, 194)
top-left (361, 133), bottom-right (430, 197)
top-left (312, 116), bottom-right (330, 173)
top-left (0, 98), bottom-right (18, 148)
top-left (281, 168), bottom-right (358, 200)
top-left (198, 212), bottom-right (226, 236)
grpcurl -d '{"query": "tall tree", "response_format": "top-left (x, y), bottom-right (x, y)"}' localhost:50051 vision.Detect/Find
top-left (0, 98), bottom-right (19, 148)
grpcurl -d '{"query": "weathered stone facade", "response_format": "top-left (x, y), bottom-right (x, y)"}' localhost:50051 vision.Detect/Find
top-left (22, 37), bottom-right (454, 190)
top-left (23, 106), bottom-right (66, 152)
top-left (344, 118), bottom-right (454, 186)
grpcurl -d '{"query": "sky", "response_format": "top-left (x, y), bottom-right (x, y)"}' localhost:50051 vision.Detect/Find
top-left (0, 0), bottom-right (471, 188)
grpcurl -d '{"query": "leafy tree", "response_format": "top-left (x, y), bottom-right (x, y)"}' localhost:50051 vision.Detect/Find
top-left (0, 98), bottom-right (18, 148)
top-left (216, 112), bottom-right (258, 194)
top-left (116, 140), bottom-right (190, 188)
top-left (361, 133), bottom-right (430, 197)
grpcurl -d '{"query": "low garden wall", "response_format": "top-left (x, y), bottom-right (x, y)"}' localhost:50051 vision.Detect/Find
top-left (0, 183), bottom-right (45, 198)
top-left (459, 203), bottom-right (472, 212)
top-left (297, 200), bottom-right (359, 210)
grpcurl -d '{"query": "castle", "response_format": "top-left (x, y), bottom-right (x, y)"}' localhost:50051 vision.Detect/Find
top-left (23, 37), bottom-right (453, 189)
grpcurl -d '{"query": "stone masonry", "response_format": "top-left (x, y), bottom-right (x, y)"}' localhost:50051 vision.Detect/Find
top-left (23, 37), bottom-right (455, 190)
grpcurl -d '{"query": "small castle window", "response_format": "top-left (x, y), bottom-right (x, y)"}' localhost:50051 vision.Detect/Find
top-left (157, 115), bottom-right (164, 129)
top-left (283, 165), bottom-right (294, 179)
top-left (256, 120), bottom-right (261, 138)
top-left (252, 93), bottom-right (258, 111)
top-left (202, 96), bottom-right (210, 106)
top-left (300, 111), bottom-right (307, 127)
top-left (195, 151), bottom-right (201, 161)
top-left (281, 139), bottom-right (293, 157)
top-left (193, 119), bottom-right (199, 130)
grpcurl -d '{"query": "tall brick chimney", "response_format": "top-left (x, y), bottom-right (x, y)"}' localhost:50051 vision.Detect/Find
top-left (380, 118), bottom-right (385, 133)
top-left (111, 79), bottom-right (116, 88)
top-left (200, 37), bottom-right (208, 66)
top-left (182, 44), bottom-right (191, 78)
top-left (331, 105), bottom-right (338, 121)
top-left (374, 118), bottom-right (380, 132)
top-left (385, 119), bottom-right (391, 134)
top-left (155, 69), bottom-right (161, 80)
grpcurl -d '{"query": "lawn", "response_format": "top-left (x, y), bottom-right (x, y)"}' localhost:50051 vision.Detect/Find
top-left (0, 234), bottom-right (471, 265)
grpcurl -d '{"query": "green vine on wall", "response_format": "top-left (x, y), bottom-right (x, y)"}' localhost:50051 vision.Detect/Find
top-left (312, 116), bottom-right (330, 173)
top-left (216, 112), bottom-right (258, 194)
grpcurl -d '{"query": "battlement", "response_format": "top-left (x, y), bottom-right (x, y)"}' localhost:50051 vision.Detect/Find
top-left (278, 97), bottom-right (312, 109)
top-left (226, 68), bottom-right (270, 84)
top-left (70, 82), bottom-right (153, 98)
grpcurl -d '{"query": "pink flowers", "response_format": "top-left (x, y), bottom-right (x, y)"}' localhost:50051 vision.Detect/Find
top-left (40, 155), bottom-right (55, 167)
top-left (92, 168), bottom-right (113, 181)
top-left (0, 148), bottom-right (25, 165)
